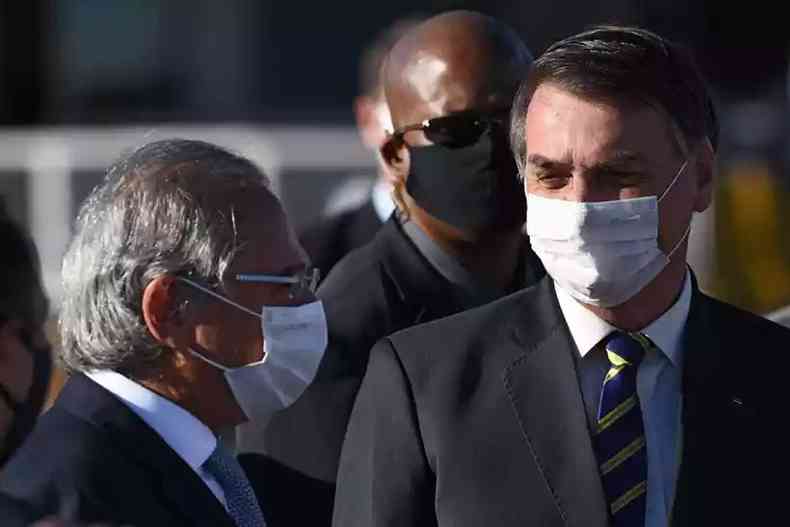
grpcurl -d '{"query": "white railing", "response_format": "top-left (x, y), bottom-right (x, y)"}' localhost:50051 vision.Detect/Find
top-left (0, 124), bottom-right (716, 308)
top-left (0, 124), bottom-right (375, 305)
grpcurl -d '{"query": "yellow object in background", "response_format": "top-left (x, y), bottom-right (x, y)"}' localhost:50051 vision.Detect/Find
top-left (713, 159), bottom-right (790, 314)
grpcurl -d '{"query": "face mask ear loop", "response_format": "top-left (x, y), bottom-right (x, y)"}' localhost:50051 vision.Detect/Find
top-left (658, 157), bottom-right (693, 260)
top-left (177, 277), bottom-right (261, 319)
top-left (666, 223), bottom-right (692, 260)
top-left (658, 159), bottom-right (689, 203)
top-left (184, 347), bottom-right (231, 372)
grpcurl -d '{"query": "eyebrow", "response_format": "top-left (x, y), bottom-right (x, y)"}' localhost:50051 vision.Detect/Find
top-left (525, 154), bottom-right (571, 171)
top-left (526, 151), bottom-right (645, 171)
top-left (599, 150), bottom-right (644, 166)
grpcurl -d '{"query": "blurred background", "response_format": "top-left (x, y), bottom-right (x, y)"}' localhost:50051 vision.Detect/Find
top-left (1, 0), bottom-right (790, 395)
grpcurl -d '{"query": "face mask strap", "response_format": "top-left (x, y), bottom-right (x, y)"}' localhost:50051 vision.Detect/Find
top-left (658, 159), bottom-right (689, 203)
top-left (185, 347), bottom-right (231, 372)
top-left (658, 157), bottom-right (693, 260)
top-left (177, 277), bottom-right (260, 320)
top-left (666, 222), bottom-right (692, 260)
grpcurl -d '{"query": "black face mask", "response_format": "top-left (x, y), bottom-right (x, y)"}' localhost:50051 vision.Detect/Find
top-left (0, 329), bottom-right (51, 467)
top-left (405, 128), bottom-right (526, 233)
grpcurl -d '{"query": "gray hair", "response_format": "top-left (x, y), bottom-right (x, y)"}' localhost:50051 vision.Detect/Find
top-left (59, 139), bottom-right (272, 376)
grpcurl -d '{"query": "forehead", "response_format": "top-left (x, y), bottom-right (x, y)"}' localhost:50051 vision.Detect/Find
top-left (389, 50), bottom-right (519, 126)
top-left (204, 188), bottom-right (302, 271)
top-left (524, 83), bottom-right (679, 167)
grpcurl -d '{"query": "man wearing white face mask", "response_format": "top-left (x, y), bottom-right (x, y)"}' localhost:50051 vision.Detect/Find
top-left (333, 27), bottom-right (790, 527)
top-left (0, 139), bottom-right (331, 527)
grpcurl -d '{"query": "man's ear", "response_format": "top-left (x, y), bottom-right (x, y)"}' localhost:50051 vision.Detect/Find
top-left (354, 95), bottom-right (390, 151)
top-left (380, 135), bottom-right (410, 181)
top-left (142, 275), bottom-right (187, 347)
top-left (692, 139), bottom-right (715, 213)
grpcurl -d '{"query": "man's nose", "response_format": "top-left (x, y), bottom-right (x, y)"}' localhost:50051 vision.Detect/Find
top-left (567, 174), bottom-right (612, 203)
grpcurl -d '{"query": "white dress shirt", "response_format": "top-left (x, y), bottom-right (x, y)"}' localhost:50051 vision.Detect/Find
top-left (554, 271), bottom-right (691, 527)
top-left (86, 370), bottom-right (227, 509)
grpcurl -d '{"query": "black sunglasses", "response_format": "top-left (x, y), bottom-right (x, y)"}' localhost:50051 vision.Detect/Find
top-left (392, 108), bottom-right (510, 148)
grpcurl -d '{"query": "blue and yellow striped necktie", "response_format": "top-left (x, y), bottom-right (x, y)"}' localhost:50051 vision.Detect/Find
top-left (593, 331), bottom-right (650, 526)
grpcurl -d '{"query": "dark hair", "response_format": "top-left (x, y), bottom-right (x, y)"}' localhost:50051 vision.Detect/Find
top-left (510, 26), bottom-right (718, 172)
top-left (0, 214), bottom-right (48, 329)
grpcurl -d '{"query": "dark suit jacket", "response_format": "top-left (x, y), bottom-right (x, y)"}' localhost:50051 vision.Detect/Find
top-left (0, 374), bottom-right (324, 527)
top-left (299, 200), bottom-right (383, 282)
top-left (333, 275), bottom-right (790, 526)
top-left (259, 217), bottom-right (544, 489)
top-left (0, 493), bottom-right (37, 526)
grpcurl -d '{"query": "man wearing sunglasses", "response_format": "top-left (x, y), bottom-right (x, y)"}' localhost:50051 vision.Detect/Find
top-left (297, 17), bottom-right (419, 283)
top-left (334, 26), bottom-right (790, 527)
top-left (0, 139), bottom-right (331, 526)
top-left (260, 9), bottom-right (544, 505)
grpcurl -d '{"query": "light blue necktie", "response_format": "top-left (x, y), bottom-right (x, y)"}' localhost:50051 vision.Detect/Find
top-left (203, 443), bottom-right (267, 527)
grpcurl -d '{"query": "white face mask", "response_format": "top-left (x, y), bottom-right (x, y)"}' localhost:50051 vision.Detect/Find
top-left (526, 160), bottom-right (691, 308)
top-left (178, 278), bottom-right (328, 423)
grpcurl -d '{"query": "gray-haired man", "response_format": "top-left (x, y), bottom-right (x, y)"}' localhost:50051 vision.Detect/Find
top-left (0, 139), bottom-right (331, 527)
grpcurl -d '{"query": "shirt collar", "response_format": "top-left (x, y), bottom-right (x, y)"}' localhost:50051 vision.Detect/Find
top-left (555, 270), bottom-right (692, 367)
top-left (371, 180), bottom-right (395, 222)
top-left (86, 370), bottom-right (217, 472)
top-left (401, 219), bottom-right (503, 308)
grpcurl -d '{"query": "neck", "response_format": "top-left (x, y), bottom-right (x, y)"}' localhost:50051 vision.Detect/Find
top-left (583, 257), bottom-right (688, 332)
top-left (136, 356), bottom-right (241, 434)
top-left (409, 206), bottom-right (523, 291)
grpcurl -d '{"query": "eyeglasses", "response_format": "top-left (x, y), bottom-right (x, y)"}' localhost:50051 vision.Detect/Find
top-left (235, 267), bottom-right (320, 299)
top-left (391, 108), bottom-right (510, 148)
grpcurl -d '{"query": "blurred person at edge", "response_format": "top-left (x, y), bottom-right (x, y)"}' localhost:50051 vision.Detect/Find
top-left (0, 207), bottom-right (53, 526)
top-left (333, 26), bottom-right (790, 527)
top-left (252, 9), bottom-right (544, 504)
top-left (0, 140), bottom-right (330, 527)
top-left (298, 17), bottom-right (420, 280)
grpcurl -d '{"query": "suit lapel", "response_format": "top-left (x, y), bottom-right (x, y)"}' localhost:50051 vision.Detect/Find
top-left (377, 218), bottom-right (461, 324)
top-left (502, 279), bottom-right (609, 527)
top-left (239, 453), bottom-right (335, 527)
top-left (670, 282), bottom-right (744, 525)
top-left (378, 217), bottom-right (544, 324)
top-left (59, 375), bottom-right (235, 527)
top-left (347, 201), bottom-right (385, 250)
